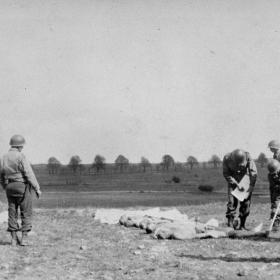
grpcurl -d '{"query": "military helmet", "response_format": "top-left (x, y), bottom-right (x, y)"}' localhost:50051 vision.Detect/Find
top-left (267, 159), bottom-right (280, 173)
top-left (268, 140), bottom-right (280, 149)
top-left (9, 135), bottom-right (26, 147)
top-left (231, 149), bottom-right (247, 164)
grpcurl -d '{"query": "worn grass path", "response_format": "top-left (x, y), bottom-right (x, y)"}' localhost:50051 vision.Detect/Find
top-left (0, 202), bottom-right (279, 279)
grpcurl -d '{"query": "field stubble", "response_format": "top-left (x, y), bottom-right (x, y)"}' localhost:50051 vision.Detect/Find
top-left (3, 166), bottom-right (268, 208)
top-left (0, 167), bottom-right (275, 279)
top-left (0, 203), bottom-right (279, 279)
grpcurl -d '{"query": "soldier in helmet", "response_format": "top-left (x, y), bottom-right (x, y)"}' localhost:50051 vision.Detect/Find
top-left (267, 159), bottom-right (280, 231)
top-left (0, 135), bottom-right (41, 246)
top-left (223, 149), bottom-right (257, 230)
top-left (268, 140), bottom-right (280, 162)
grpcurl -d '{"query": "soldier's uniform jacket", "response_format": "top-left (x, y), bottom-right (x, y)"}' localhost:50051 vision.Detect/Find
top-left (273, 151), bottom-right (280, 162)
top-left (223, 152), bottom-right (257, 187)
top-left (0, 148), bottom-right (40, 193)
top-left (268, 170), bottom-right (280, 221)
top-left (268, 171), bottom-right (280, 189)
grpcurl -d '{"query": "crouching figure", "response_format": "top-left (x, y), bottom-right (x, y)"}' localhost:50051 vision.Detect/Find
top-left (267, 159), bottom-right (280, 231)
top-left (223, 149), bottom-right (257, 230)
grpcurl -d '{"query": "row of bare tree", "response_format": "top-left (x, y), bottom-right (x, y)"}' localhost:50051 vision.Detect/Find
top-left (47, 154), bottom-right (223, 175)
top-left (47, 153), bottom-right (269, 175)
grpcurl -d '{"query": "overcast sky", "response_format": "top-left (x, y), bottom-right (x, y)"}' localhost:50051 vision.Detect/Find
top-left (0, 0), bottom-right (280, 164)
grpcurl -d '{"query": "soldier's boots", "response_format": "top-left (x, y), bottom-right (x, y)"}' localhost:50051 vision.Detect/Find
top-left (20, 232), bottom-right (30, 246)
top-left (238, 217), bottom-right (249, 231)
top-left (233, 218), bottom-right (240, 230)
top-left (228, 217), bottom-right (240, 230)
top-left (227, 217), bottom-right (234, 227)
top-left (10, 231), bottom-right (20, 246)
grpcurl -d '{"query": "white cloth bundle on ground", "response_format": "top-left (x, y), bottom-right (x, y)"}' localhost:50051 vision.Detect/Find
top-left (95, 208), bottom-right (188, 224)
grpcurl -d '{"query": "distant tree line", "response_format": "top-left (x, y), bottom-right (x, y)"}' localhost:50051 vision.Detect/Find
top-left (46, 152), bottom-right (269, 175)
top-left (47, 157), bottom-right (61, 174)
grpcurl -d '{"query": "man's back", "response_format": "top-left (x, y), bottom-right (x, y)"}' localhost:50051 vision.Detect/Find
top-left (1, 148), bottom-right (27, 182)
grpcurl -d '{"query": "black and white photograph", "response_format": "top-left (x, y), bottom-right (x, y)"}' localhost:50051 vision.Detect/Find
top-left (0, 0), bottom-right (280, 279)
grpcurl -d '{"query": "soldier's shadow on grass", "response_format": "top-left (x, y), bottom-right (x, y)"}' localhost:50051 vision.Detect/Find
top-left (230, 236), bottom-right (280, 242)
top-left (228, 232), bottom-right (280, 242)
top-left (177, 253), bottom-right (280, 263)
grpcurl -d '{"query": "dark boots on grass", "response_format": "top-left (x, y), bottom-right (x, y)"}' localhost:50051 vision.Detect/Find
top-left (227, 217), bottom-right (234, 228)
top-left (238, 217), bottom-right (249, 231)
top-left (10, 231), bottom-right (20, 246)
top-left (20, 232), bottom-right (30, 246)
top-left (227, 217), bottom-right (239, 229)
top-left (227, 217), bottom-right (248, 231)
top-left (10, 231), bottom-right (30, 246)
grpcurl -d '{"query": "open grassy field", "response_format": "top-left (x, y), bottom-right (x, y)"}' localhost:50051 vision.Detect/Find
top-left (35, 167), bottom-right (227, 192)
top-left (0, 190), bottom-right (229, 208)
top-left (33, 164), bottom-right (269, 194)
top-left (0, 165), bottom-right (276, 279)
top-left (0, 165), bottom-right (271, 208)
top-left (0, 164), bottom-right (266, 209)
top-left (0, 202), bottom-right (279, 280)
top-left (0, 190), bottom-right (270, 209)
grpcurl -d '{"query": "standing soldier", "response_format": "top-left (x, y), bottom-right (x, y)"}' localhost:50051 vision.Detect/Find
top-left (0, 135), bottom-right (41, 246)
top-left (268, 140), bottom-right (280, 162)
top-left (223, 149), bottom-right (257, 230)
top-left (267, 159), bottom-right (280, 231)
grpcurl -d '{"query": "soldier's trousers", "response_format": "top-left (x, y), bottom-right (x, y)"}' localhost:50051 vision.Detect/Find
top-left (6, 182), bottom-right (33, 232)
top-left (270, 185), bottom-right (280, 220)
top-left (226, 184), bottom-right (252, 219)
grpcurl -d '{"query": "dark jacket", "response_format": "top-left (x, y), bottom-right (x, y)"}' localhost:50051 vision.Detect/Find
top-left (223, 151), bottom-right (257, 187)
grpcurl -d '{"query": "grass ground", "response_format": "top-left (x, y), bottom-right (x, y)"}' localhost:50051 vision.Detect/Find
top-left (0, 202), bottom-right (279, 280)
top-left (0, 165), bottom-right (274, 279)
top-left (0, 189), bottom-right (270, 208)
top-left (34, 165), bottom-right (269, 193)
top-left (18, 166), bottom-right (270, 209)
